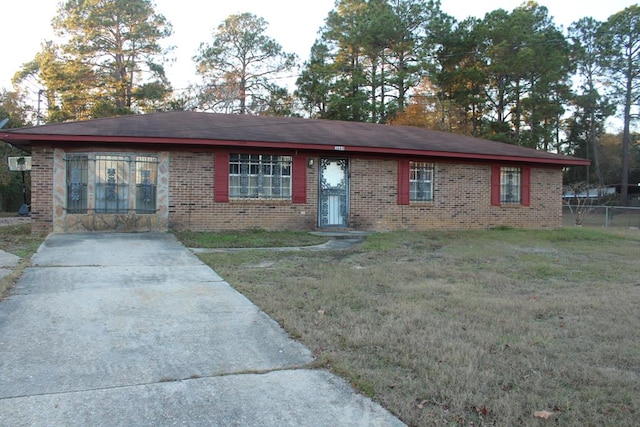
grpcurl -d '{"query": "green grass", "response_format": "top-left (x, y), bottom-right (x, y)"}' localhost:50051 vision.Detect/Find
top-left (0, 223), bottom-right (45, 298)
top-left (183, 227), bottom-right (640, 427)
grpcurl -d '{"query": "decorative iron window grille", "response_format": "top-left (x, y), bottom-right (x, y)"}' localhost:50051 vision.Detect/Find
top-left (95, 156), bottom-right (129, 213)
top-left (409, 162), bottom-right (434, 202)
top-left (500, 167), bottom-right (522, 204)
top-left (229, 154), bottom-right (292, 199)
top-left (65, 155), bottom-right (88, 213)
top-left (135, 156), bottom-right (158, 213)
top-left (65, 154), bottom-right (159, 215)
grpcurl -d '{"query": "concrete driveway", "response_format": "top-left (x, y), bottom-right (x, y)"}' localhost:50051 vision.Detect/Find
top-left (0, 233), bottom-right (404, 426)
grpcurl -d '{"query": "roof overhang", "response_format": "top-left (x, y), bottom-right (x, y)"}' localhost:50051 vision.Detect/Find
top-left (0, 132), bottom-right (590, 167)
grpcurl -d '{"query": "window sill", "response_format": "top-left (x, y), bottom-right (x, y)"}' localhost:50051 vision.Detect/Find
top-left (229, 198), bottom-right (292, 205)
top-left (497, 204), bottom-right (525, 208)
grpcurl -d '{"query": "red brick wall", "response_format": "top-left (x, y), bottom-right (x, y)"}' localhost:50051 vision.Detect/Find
top-left (351, 159), bottom-right (562, 231)
top-left (30, 147), bottom-right (563, 233)
top-left (168, 151), bottom-right (319, 231)
top-left (349, 159), bottom-right (562, 230)
top-left (167, 152), bottom-right (562, 232)
top-left (30, 145), bottom-right (54, 235)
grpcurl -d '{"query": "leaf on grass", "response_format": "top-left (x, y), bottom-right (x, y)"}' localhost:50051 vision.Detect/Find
top-left (317, 309), bottom-right (325, 316)
top-left (417, 400), bottom-right (429, 409)
top-left (534, 410), bottom-right (554, 419)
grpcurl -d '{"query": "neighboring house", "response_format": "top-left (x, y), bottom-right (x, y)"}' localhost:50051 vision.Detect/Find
top-left (0, 111), bottom-right (589, 234)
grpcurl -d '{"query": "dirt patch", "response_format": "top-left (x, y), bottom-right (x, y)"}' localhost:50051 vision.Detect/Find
top-left (0, 217), bottom-right (31, 227)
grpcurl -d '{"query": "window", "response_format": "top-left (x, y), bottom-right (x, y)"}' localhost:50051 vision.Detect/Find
top-left (95, 156), bottom-right (129, 213)
top-left (397, 159), bottom-right (436, 205)
top-left (500, 167), bottom-right (521, 204)
top-left (65, 154), bottom-right (158, 214)
top-left (409, 162), bottom-right (434, 202)
top-left (66, 155), bottom-right (88, 213)
top-left (135, 156), bottom-right (158, 213)
top-left (491, 165), bottom-right (531, 206)
top-left (229, 154), bottom-right (292, 199)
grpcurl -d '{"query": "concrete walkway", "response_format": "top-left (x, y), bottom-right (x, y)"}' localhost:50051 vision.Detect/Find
top-left (0, 233), bottom-right (404, 426)
top-left (0, 249), bottom-right (20, 281)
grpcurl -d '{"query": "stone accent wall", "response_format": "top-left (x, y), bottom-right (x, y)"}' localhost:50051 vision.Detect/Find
top-left (48, 148), bottom-right (169, 233)
top-left (30, 146), bottom-right (563, 234)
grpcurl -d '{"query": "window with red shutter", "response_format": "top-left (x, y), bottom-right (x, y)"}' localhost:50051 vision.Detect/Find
top-left (492, 165), bottom-right (531, 207)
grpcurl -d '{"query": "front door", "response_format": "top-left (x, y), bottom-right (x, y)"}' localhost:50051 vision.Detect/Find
top-left (319, 158), bottom-right (349, 227)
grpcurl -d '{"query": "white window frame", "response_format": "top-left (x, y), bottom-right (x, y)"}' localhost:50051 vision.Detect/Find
top-left (500, 167), bottom-right (522, 204)
top-left (229, 154), bottom-right (292, 199)
top-left (409, 162), bottom-right (434, 202)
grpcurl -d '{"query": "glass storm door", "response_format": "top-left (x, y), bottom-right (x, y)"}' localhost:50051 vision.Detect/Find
top-left (319, 158), bottom-right (349, 227)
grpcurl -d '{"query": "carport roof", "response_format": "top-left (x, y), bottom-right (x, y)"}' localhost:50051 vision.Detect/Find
top-left (0, 111), bottom-right (589, 166)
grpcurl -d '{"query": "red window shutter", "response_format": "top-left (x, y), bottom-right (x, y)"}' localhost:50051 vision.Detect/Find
top-left (491, 165), bottom-right (501, 206)
top-left (521, 166), bottom-right (531, 207)
top-left (214, 151), bottom-right (229, 203)
top-left (397, 159), bottom-right (410, 205)
top-left (292, 155), bottom-right (307, 204)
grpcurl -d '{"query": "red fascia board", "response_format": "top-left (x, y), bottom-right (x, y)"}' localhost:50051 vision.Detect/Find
top-left (1, 133), bottom-right (590, 167)
top-left (345, 146), bottom-right (589, 166)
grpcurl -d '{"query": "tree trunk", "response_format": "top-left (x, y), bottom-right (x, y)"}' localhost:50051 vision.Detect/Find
top-left (621, 51), bottom-right (633, 205)
top-left (589, 109), bottom-right (604, 187)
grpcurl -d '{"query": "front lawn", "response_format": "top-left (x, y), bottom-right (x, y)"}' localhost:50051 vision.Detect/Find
top-left (181, 228), bottom-right (640, 426)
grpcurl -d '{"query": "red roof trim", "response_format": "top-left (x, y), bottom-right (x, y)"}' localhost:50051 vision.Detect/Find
top-left (1, 133), bottom-right (589, 166)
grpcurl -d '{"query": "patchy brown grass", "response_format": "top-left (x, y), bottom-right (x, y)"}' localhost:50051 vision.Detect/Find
top-left (174, 229), bottom-right (328, 248)
top-left (0, 223), bottom-right (45, 298)
top-left (186, 228), bottom-right (640, 426)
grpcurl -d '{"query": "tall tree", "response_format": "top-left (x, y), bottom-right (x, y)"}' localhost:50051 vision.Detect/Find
top-left (295, 41), bottom-right (333, 118)
top-left (567, 17), bottom-right (615, 186)
top-left (301, 0), bottom-right (435, 123)
top-left (459, 2), bottom-right (571, 147)
top-left (385, 0), bottom-right (434, 117)
top-left (0, 90), bottom-right (31, 212)
top-left (600, 5), bottom-right (640, 204)
top-left (194, 13), bottom-right (297, 115)
top-left (389, 77), bottom-right (470, 132)
top-left (321, 0), bottom-right (371, 121)
top-left (14, 0), bottom-right (173, 121)
top-left (427, 15), bottom-right (487, 136)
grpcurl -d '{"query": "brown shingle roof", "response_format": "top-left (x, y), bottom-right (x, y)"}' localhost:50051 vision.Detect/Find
top-left (0, 111), bottom-right (589, 166)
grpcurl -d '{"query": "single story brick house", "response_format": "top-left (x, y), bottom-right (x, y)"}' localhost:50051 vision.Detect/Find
top-left (1, 111), bottom-right (588, 234)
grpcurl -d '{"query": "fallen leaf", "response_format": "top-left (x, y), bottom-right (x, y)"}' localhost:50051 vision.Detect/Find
top-left (317, 309), bottom-right (325, 316)
top-left (534, 410), bottom-right (554, 419)
top-left (417, 400), bottom-right (429, 409)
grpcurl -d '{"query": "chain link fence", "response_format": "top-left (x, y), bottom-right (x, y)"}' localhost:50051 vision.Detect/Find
top-left (563, 205), bottom-right (640, 229)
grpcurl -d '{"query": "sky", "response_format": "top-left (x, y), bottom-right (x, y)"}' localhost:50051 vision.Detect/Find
top-left (1, 0), bottom-right (638, 96)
